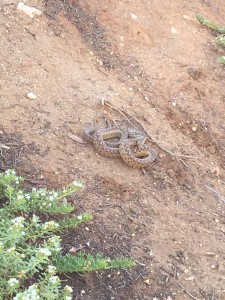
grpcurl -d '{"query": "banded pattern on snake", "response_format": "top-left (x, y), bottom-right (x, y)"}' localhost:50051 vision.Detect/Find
top-left (83, 126), bottom-right (157, 168)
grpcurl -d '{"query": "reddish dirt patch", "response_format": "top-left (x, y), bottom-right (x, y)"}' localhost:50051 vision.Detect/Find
top-left (1, 0), bottom-right (225, 299)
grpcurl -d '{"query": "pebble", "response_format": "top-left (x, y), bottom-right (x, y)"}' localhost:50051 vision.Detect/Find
top-left (26, 92), bottom-right (37, 100)
top-left (171, 26), bottom-right (179, 34)
top-left (183, 15), bottom-right (191, 20)
top-left (17, 2), bottom-right (42, 18)
top-left (130, 13), bottom-right (138, 20)
top-left (185, 275), bottom-right (194, 281)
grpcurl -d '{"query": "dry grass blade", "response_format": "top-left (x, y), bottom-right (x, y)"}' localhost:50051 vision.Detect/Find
top-left (179, 283), bottom-right (199, 300)
top-left (67, 132), bottom-right (84, 144)
top-left (204, 185), bottom-right (225, 203)
top-left (0, 143), bottom-right (10, 150)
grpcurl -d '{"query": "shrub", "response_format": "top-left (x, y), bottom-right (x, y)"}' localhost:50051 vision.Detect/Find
top-left (0, 170), bottom-right (135, 299)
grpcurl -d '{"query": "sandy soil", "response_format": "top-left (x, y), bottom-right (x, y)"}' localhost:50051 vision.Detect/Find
top-left (1, 0), bottom-right (225, 299)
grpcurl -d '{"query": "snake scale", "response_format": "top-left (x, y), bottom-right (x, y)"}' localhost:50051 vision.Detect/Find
top-left (83, 126), bottom-right (157, 168)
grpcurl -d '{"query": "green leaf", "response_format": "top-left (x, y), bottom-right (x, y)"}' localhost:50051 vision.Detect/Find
top-left (54, 253), bottom-right (135, 273)
top-left (196, 14), bottom-right (225, 34)
top-left (58, 214), bottom-right (93, 229)
top-left (218, 56), bottom-right (225, 64)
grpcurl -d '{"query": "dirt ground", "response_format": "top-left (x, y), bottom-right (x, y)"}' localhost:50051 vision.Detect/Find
top-left (1, 0), bottom-right (225, 299)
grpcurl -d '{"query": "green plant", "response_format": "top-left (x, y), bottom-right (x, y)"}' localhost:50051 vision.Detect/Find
top-left (196, 14), bottom-right (225, 34)
top-left (0, 170), bottom-right (135, 299)
top-left (215, 35), bottom-right (225, 47)
top-left (196, 14), bottom-right (225, 64)
top-left (218, 56), bottom-right (225, 64)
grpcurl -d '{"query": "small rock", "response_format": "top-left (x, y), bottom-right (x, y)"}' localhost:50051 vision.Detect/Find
top-left (185, 276), bottom-right (194, 281)
top-left (159, 152), bottom-right (165, 158)
top-left (17, 2), bottom-right (42, 18)
top-left (192, 126), bottom-right (198, 132)
top-left (171, 26), bottom-right (179, 34)
top-left (183, 15), bottom-right (191, 20)
top-left (211, 264), bottom-right (219, 269)
top-left (130, 13), bottom-right (138, 20)
top-left (144, 279), bottom-right (150, 285)
top-left (26, 92), bottom-right (37, 100)
top-left (205, 252), bottom-right (215, 256)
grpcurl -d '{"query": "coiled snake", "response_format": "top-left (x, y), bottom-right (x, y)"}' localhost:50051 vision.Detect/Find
top-left (83, 126), bottom-right (157, 168)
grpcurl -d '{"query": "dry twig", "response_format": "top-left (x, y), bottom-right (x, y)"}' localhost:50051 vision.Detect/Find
top-left (179, 283), bottom-right (199, 300)
top-left (204, 185), bottom-right (225, 203)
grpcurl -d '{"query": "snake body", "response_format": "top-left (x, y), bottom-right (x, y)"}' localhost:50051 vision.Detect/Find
top-left (83, 126), bottom-right (157, 168)
top-left (84, 127), bottom-right (121, 150)
top-left (92, 127), bottom-right (123, 158)
top-left (119, 138), bottom-right (157, 168)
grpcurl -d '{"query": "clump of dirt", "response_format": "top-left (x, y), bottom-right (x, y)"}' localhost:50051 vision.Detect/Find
top-left (0, 130), bottom-right (42, 181)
